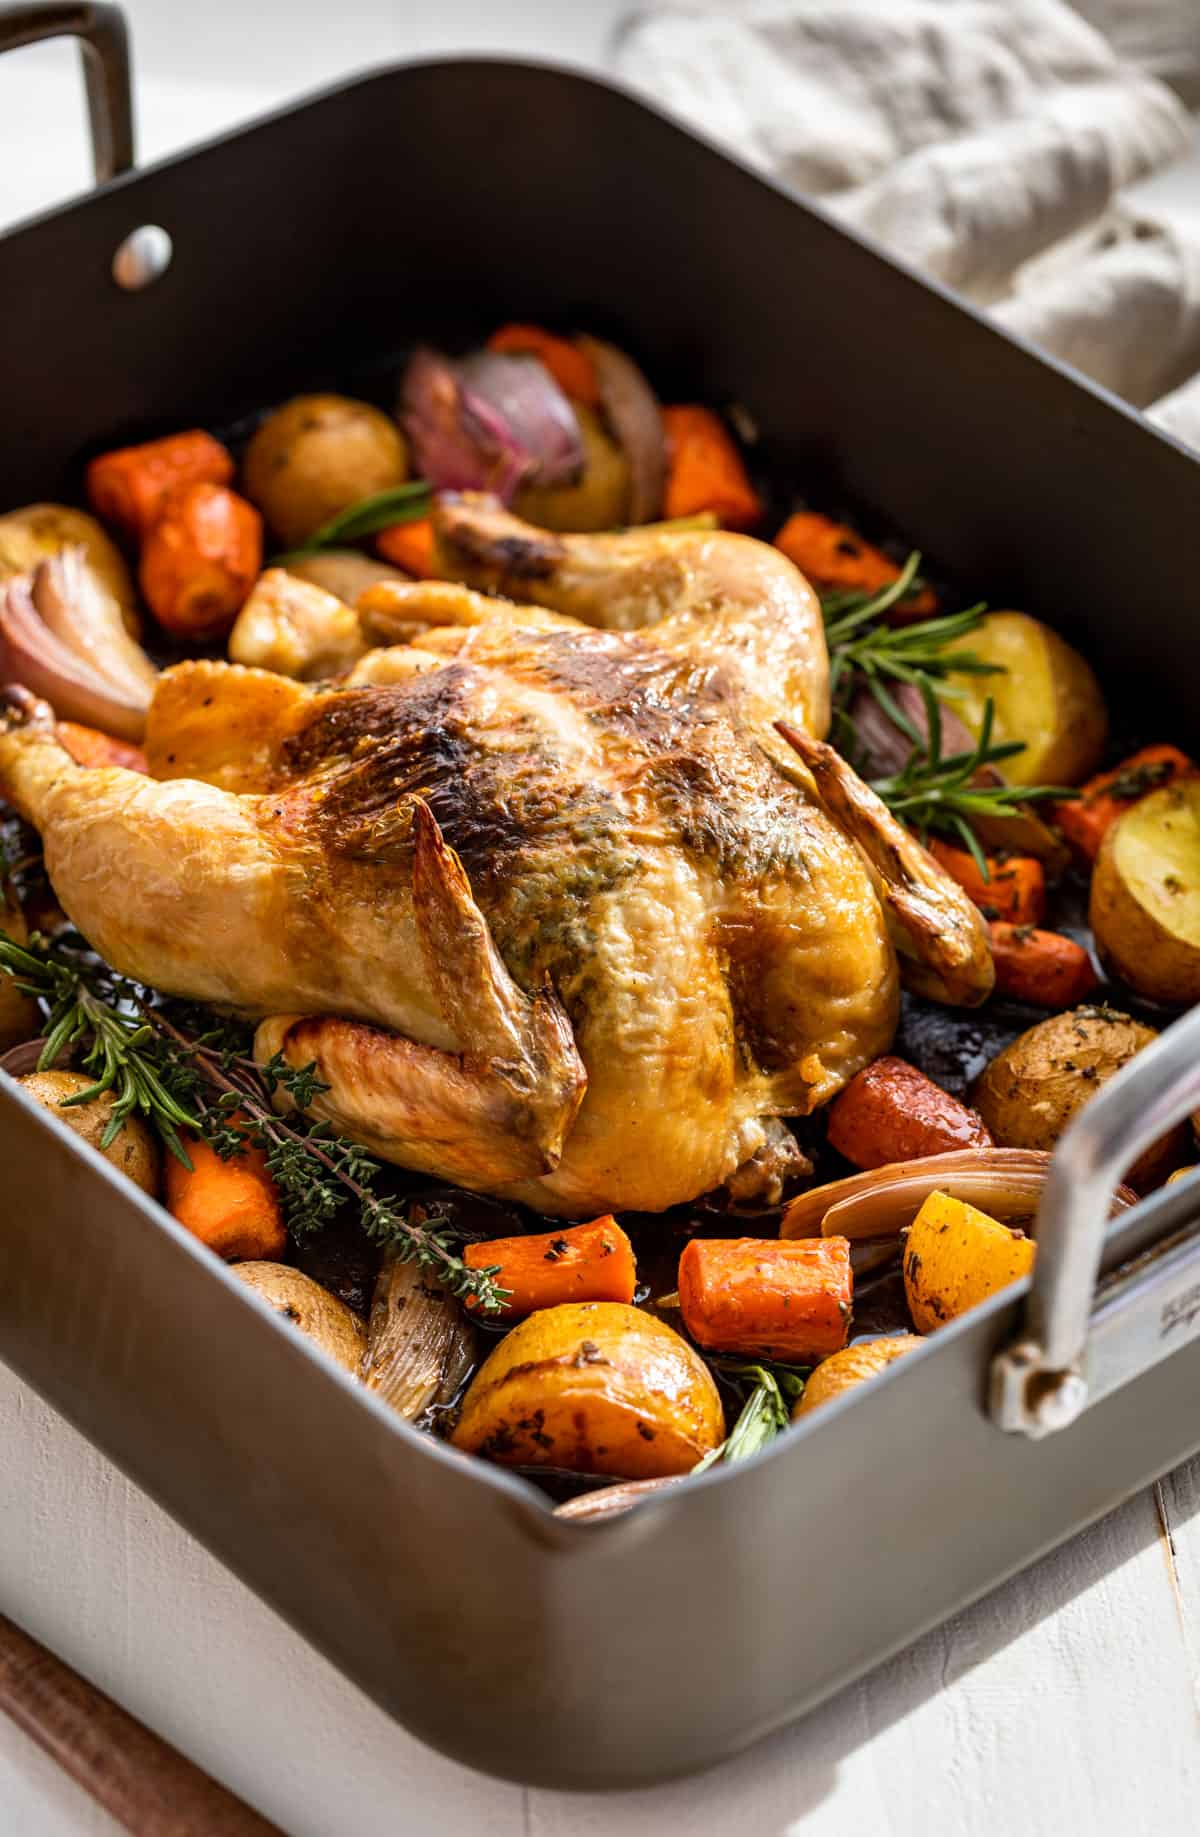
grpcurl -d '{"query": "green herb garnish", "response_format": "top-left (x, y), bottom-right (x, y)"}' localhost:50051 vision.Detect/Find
top-left (693, 1359), bottom-right (809, 1472)
top-left (272, 480), bottom-right (432, 565)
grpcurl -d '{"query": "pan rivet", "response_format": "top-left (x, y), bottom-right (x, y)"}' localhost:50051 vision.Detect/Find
top-left (112, 225), bottom-right (173, 291)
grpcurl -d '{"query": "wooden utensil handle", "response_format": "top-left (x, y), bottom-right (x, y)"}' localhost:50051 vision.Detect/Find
top-left (0, 1611), bottom-right (282, 1835)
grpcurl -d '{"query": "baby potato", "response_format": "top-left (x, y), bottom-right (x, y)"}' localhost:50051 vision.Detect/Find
top-left (242, 394), bottom-right (409, 548)
top-left (0, 502), bottom-right (140, 635)
top-left (0, 897), bottom-right (39, 1050)
top-left (284, 548), bottom-right (406, 605)
top-left (1090, 780), bottom-right (1200, 1007)
top-left (452, 1301), bottom-right (724, 1478)
top-left (513, 404), bottom-right (632, 531)
top-left (18, 1069), bottom-right (159, 1196)
top-left (230, 1262), bottom-right (366, 1376)
top-left (794, 1335), bottom-right (919, 1415)
top-left (972, 1006), bottom-right (1183, 1190)
top-left (902, 1190), bottom-right (1034, 1333)
top-left (943, 610), bottom-right (1107, 787)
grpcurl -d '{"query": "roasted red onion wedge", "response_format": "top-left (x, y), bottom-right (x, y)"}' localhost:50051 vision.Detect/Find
top-left (458, 351), bottom-right (583, 488)
top-left (780, 1148), bottom-right (1138, 1242)
top-left (577, 336), bottom-right (665, 523)
top-left (402, 346), bottom-right (583, 502)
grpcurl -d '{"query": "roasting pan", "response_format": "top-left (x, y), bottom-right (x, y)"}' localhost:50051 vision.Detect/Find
top-left (3, 3), bottom-right (1200, 1790)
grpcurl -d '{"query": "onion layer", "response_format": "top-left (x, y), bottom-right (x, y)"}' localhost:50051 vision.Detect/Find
top-left (780, 1148), bottom-right (1137, 1242)
top-left (0, 566), bottom-right (152, 741)
top-left (577, 336), bottom-right (665, 524)
top-left (402, 346), bottom-right (583, 503)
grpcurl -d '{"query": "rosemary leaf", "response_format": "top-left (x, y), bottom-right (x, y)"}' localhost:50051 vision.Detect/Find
top-left (272, 480), bottom-right (432, 564)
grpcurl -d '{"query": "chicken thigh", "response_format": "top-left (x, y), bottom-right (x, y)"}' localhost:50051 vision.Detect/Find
top-left (0, 500), bottom-right (991, 1215)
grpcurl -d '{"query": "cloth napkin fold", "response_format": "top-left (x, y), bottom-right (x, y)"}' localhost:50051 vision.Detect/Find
top-left (614, 0), bottom-right (1200, 447)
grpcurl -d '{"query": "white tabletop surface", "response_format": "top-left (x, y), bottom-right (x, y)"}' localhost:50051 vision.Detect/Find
top-left (2, 4), bottom-right (1199, 1831)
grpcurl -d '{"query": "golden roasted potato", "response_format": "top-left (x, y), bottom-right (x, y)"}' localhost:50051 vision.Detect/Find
top-left (1090, 780), bottom-right (1200, 1007)
top-left (230, 1262), bottom-right (366, 1375)
top-left (902, 1191), bottom-right (1034, 1333)
top-left (0, 502), bottom-right (140, 635)
top-left (18, 1069), bottom-right (159, 1196)
top-left (944, 610), bottom-right (1107, 787)
top-left (794, 1335), bottom-right (919, 1414)
top-left (512, 404), bottom-right (632, 531)
top-left (452, 1301), bottom-right (724, 1478)
top-left (972, 1006), bottom-right (1183, 1190)
top-left (284, 548), bottom-right (406, 605)
top-left (0, 896), bottom-right (39, 1050)
top-left (242, 394), bottom-right (408, 548)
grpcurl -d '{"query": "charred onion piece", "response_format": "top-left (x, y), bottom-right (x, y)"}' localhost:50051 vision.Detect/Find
top-left (577, 336), bottom-right (665, 524)
top-left (554, 1477), bottom-right (684, 1522)
top-left (359, 1248), bottom-right (476, 1420)
top-left (781, 1147), bottom-right (1138, 1242)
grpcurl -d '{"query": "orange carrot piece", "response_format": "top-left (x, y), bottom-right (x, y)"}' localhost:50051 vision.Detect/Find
top-left (56, 722), bottom-right (149, 773)
top-left (678, 1236), bottom-right (852, 1361)
top-left (827, 1056), bottom-right (993, 1171)
top-left (85, 430), bottom-right (235, 540)
top-left (374, 517), bottom-right (435, 576)
top-left (988, 923), bottom-right (1099, 1007)
top-left (1052, 744), bottom-right (1197, 862)
top-left (661, 405), bottom-right (763, 531)
top-left (774, 511), bottom-right (937, 616)
top-left (463, 1215), bottom-right (637, 1318)
top-left (164, 1129), bottom-right (285, 1262)
top-left (139, 482), bottom-right (261, 641)
top-left (487, 323), bottom-right (601, 406)
top-left (927, 837), bottom-right (1046, 925)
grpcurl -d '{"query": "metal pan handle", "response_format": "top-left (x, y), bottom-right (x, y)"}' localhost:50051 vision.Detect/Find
top-left (991, 1002), bottom-right (1200, 1437)
top-left (0, 3), bottom-right (134, 182)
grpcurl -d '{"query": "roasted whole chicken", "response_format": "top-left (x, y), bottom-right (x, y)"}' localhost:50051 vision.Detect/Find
top-left (0, 497), bottom-right (991, 1215)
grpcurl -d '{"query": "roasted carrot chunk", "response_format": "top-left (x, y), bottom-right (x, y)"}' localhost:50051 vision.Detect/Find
top-left (374, 517), bottom-right (435, 576)
top-left (56, 722), bottom-right (149, 773)
top-left (165, 1129), bottom-right (285, 1262)
top-left (827, 1056), bottom-right (992, 1170)
top-left (86, 430), bottom-right (235, 540)
top-left (463, 1215), bottom-right (637, 1318)
top-left (139, 482), bottom-right (262, 640)
top-left (1053, 744), bottom-right (1197, 862)
top-left (988, 923), bottom-right (1099, 1007)
top-left (661, 405), bottom-right (763, 531)
top-left (773, 511), bottom-right (937, 615)
top-left (927, 837), bottom-right (1046, 925)
top-left (487, 324), bottom-right (602, 406)
top-left (678, 1236), bottom-right (852, 1361)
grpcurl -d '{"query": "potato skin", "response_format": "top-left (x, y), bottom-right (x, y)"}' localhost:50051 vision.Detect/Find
top-left (972, 1007), bottom-right (1182, 1190)
top-left (230, 1262), bottom-right (366, 1376)
top-left (903, 1191), bottom-right (1034, 1332)
top-left (452, 1301), bottom-right (724, 1478)
top-left (512, 404), bottom-right (631, 531)
top-left (284, 548), bottom-right (406, 605)
top-left (944, 610), bottom-right (1107, 787)
top-left (18, 1069), bottom-right (159, 1196)
top-left (1090, 781), bottom-right (1200, 1007)
top-left (794, 1335), bottom-right (919, 1415)
top-left (242, 395), bottom-right (408, 548)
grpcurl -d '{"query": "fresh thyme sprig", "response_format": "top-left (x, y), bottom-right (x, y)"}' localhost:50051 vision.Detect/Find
top-left (0, 929), bottom-right (507, 1311)
top-left (869, 693), bottom-right (1075, 875)
top-left (693, 1359), bottom-right (809, 1472)
top-left (272, 480), bottom-right (432, 565)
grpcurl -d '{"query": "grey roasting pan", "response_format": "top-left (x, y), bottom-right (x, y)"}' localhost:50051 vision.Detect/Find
top-left (2, 3), bottom-right (1200, 1788)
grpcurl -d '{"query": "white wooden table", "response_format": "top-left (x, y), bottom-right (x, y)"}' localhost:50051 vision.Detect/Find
top-left (2, 4), bottom-right (1199, 1829)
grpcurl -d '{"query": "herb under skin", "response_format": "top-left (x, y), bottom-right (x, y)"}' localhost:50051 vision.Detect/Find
top-left (0, 929), bottom-right (507, 1313)
top-left (693, 1359), bottom-right (809, 1472)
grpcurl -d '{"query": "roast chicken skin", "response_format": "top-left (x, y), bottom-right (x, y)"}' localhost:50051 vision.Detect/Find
top-left (0, 500), bottom-right (991, 1215)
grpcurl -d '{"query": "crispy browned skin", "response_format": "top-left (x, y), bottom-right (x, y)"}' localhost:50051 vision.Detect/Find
top-left (0, 499), bottom-right (991, 1215)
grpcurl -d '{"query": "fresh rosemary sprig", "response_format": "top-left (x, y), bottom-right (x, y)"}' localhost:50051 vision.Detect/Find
top-left (272, 479), bottom-right (432, 565)
top-left (0, 929), bottom-right (507, 1312)
top-left (869, 692), bottom-right (1075, 875)
top-left (693, 1359), bottom-right (809, 1472)
top-left (0, 931), bottom-right (199, 1163)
